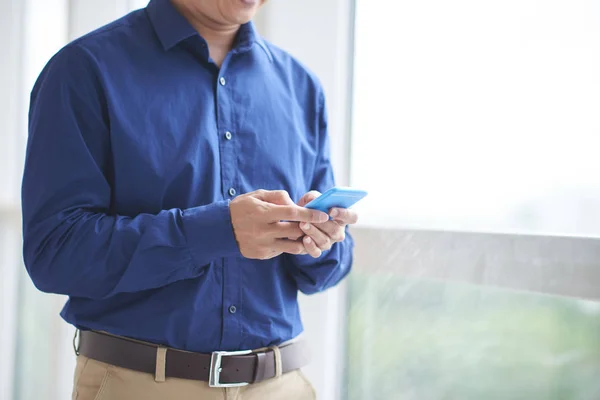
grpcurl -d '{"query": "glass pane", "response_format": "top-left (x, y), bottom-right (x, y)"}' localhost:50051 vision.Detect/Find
top-left (346, 271), bottom-right (600, 400)
top-left (352, 0), bottom-right (600, 236)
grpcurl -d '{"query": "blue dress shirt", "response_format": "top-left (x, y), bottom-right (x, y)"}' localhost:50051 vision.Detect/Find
top-left (21, 0), bottom-right (353, 352)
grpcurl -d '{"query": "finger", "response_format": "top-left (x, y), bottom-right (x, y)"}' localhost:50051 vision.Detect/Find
top-left (310, 220), bottom-right (346, 243)
top-left (297, 190), bottom-right (321, 207)
top-left (302, 235), bottom-right (322, 258)
top-left (256, 190), bottom-right (295, 206)
top-left (269, 204), bottom-right (329, 223)
top-left (273, 239), bottom-right (307, 255)
top-left (269, 222), bottom-right (304, 240)
top-left (329, 208), bottom-right (358, 225)
top-left (299, 222), bottom-right (332, 250)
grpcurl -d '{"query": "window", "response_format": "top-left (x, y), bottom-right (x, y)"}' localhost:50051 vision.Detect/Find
top-left (347, 1), bottom-right (600, 399)
top-left (345, 228), bottom-right (600, 399)
top-left (347, 273), bottom-right (600, 399)
top-left (351, 0), bottom-right (600, 236)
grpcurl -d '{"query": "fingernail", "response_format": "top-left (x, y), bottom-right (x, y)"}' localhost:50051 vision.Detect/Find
top-left (318, 212), bottom-right (329, 222)
top-left (302, 223), bottom-right (311, 230)
top-left (330, 209), bottom-right (339, 218)
top-left (304, 236), bottom-right (312, 244)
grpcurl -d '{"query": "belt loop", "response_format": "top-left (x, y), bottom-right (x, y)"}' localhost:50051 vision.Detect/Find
top-left (253, 352), bottom-right (267, 383)
top-left (155, 346), bottom-right (167, 383)
top-left (72, 329), bottom-right (80, 356)
top-left (270, 346), bottom-right (282, 378)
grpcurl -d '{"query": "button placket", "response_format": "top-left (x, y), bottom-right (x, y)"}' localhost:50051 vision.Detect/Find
top-left (214, 64), bottom-right (242, 348)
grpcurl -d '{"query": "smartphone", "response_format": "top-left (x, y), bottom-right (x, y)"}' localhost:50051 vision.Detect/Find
top-left (304, 187), bottom-right (368, 214)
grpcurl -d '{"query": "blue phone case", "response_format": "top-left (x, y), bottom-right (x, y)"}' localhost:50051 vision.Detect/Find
top-left (304, 187), bottom-right (368, 213)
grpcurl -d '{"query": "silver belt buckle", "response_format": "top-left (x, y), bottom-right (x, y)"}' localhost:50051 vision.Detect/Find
top-left (209, 350), bottom-right (253, 388)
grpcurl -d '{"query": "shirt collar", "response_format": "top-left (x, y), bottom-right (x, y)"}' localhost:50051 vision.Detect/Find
top-left (234, 21), bottom-right (273, 61)
top-left (146, 0), bottom-right (272, 61)
top-left (146, 0), bottom-right (197, 50)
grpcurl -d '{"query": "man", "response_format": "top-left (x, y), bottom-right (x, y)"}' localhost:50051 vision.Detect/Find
top-left (21, 0), bottom-right (357, 398)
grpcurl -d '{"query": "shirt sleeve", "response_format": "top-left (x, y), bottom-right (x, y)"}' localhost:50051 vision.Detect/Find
top-left (22, 44), bottom-right (241, 300)
top-left (285, 91), bottom-right (354, 295)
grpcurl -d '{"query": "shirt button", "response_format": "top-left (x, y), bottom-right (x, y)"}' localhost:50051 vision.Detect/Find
top-left (228, 305), bottom-right (237, 314)
top-left (228, 187), bottom-right (237, 197)
top-left (219, 77), bottom-right (226, 86)
top-left (225, 131), bottom-right (232, 140)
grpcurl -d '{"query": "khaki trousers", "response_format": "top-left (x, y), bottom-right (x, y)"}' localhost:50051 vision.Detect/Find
top-left (72, 355), bottom-right (316, 400)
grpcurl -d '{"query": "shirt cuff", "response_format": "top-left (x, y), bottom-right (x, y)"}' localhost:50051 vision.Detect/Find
top-left (183, 200), bottom-right (242, 265)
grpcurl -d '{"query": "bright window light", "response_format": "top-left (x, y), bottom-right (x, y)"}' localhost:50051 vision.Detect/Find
top-left (351, 0), bottom-right (600, 236)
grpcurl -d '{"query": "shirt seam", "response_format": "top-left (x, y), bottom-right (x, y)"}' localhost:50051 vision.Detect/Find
top-left (69, 19), bottom-right (135, 50)
top-left (311, 90), bottom-right (327, 189)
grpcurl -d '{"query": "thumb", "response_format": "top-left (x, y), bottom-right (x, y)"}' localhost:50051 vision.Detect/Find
top-left (297, 190), bottom-right (321, 207)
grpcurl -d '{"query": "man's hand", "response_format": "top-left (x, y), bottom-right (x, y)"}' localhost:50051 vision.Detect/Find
top-left (230, 190), bottom-right (329, 260)
top-left (297, 191), bottom-right (359, 258)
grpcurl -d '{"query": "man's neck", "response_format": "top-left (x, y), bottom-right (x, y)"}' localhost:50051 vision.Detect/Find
top-left (171, 0), bottom-right (240, 67)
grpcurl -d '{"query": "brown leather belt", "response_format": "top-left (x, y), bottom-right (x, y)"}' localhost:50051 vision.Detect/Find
top-left (77, 330), bottom-right (309, 387)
